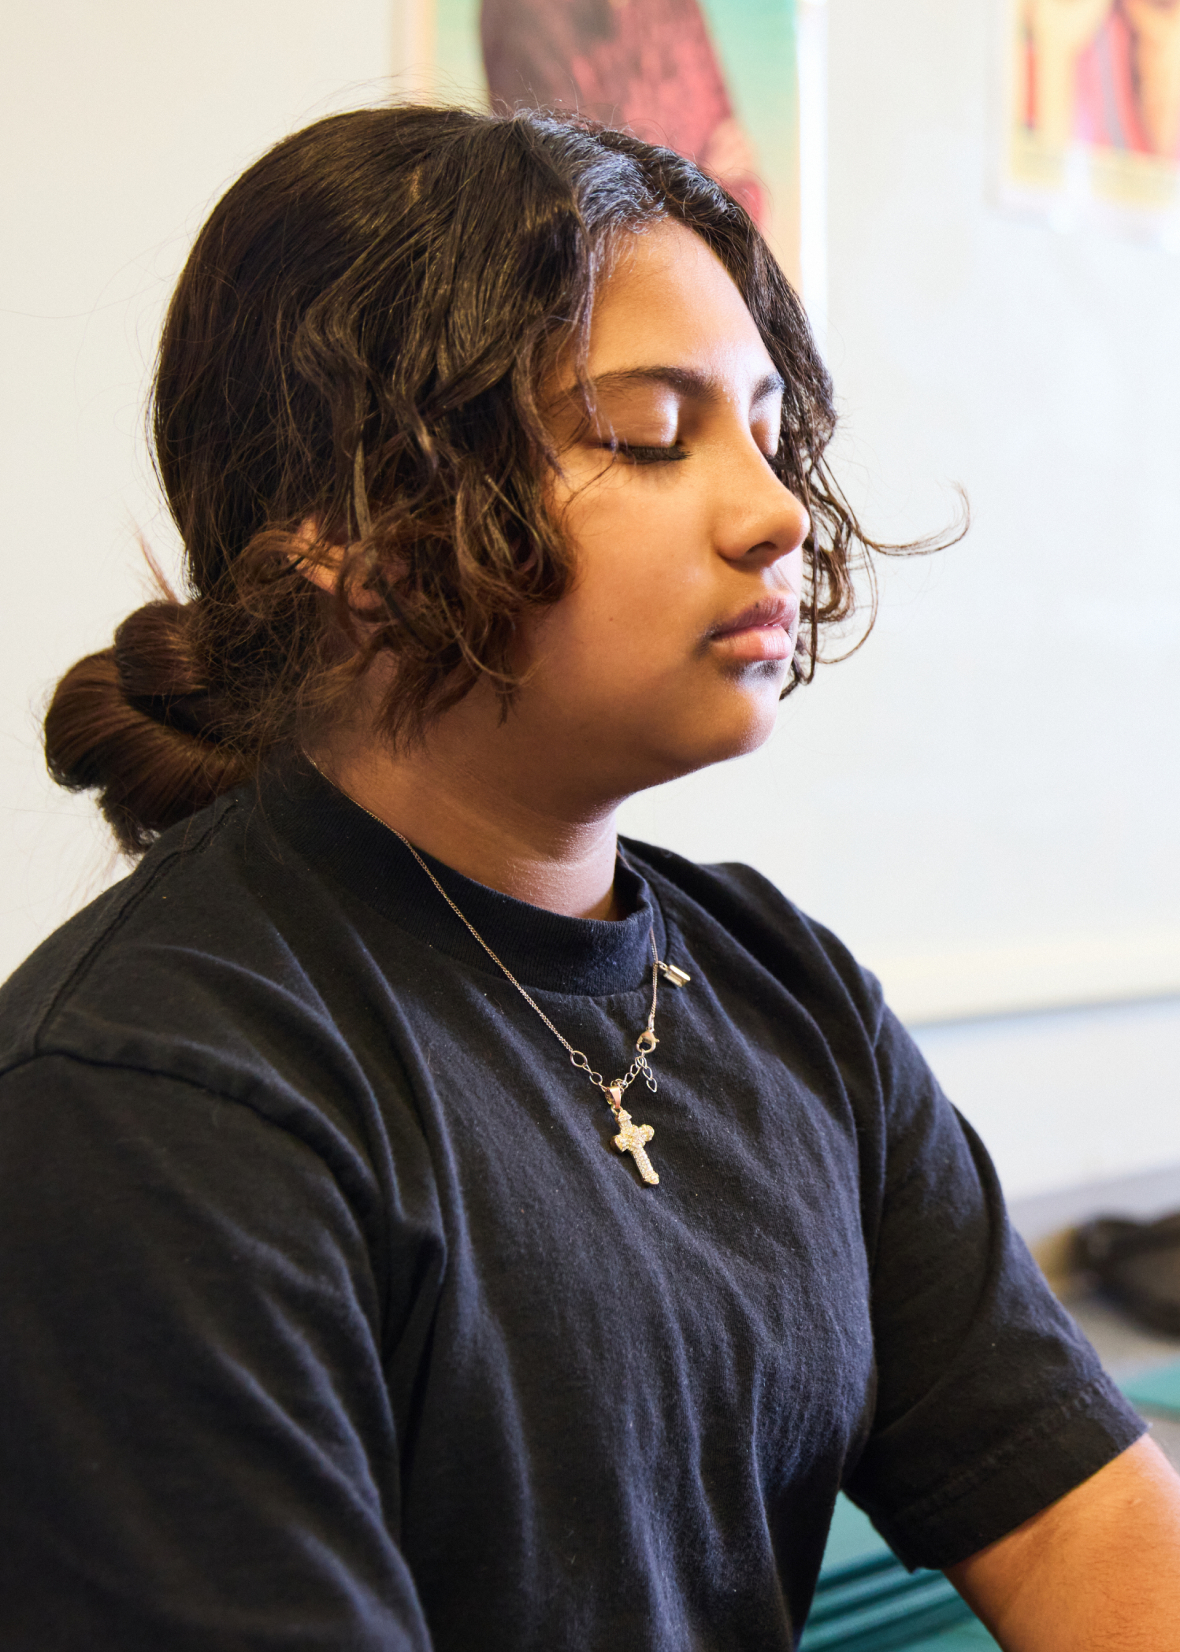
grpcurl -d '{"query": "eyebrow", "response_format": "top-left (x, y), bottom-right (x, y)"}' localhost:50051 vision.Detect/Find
top-left (584, 365), bottom-right (786, 404)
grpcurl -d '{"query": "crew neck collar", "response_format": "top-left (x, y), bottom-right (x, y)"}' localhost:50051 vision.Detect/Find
top-left (254, 754), bottom-right (665, 997)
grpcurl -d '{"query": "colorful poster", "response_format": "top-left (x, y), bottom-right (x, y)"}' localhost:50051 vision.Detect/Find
top-left (414, 0), bottom-right (802, 285)
top-left (1001, 0), bottom-right (1180, 237)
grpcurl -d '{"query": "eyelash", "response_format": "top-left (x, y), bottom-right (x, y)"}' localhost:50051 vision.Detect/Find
top-left (607, 442), bottom-right (690, 465)
top-left (604, 441), bottom-right (783, 469)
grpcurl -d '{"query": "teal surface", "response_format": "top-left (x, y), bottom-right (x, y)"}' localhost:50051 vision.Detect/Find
top-left (901, 1624), bottom-right (999, 1650)
top-left (805, 1495), bottom-right (999, 1652)
top-left (1121, 1357), bottom-right (1180, 1416)
top-left (821, 1496), bottom-right (891, 1570)
top-left (805, 1353), bottom-right (1180, 1646)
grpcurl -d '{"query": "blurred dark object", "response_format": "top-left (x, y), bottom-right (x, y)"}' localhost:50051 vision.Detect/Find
top-left (1074, 1212), bottom-right (1180, 1336)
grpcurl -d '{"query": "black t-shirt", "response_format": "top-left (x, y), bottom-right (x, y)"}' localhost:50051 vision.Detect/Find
top-left (0, 759), bottom-right (1143, 1651)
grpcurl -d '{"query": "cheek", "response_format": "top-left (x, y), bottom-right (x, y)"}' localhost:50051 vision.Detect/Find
top-left (523, 543), bottom-right (699, 717)
top-left (560, 486), bottom-right (704, 626)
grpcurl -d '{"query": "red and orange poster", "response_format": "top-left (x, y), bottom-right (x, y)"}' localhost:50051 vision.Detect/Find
top-left (1003, 0), bottom-right (1180, 234)
top-left (404, 0), bottom-right (802, 285)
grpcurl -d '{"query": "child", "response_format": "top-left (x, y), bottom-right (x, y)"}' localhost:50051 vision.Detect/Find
top-left (2, 105), bottom-right (1176, 1650)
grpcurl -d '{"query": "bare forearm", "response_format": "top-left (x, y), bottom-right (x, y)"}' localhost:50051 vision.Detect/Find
top-left (947, 1437), bottom-right (1180, 1650)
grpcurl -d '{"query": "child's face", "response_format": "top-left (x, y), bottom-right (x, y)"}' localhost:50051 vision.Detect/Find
top-left (524, 219), bottom-right (810, 796)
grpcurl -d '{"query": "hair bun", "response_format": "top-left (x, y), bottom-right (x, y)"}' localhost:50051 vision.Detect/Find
top-left (114, 601), bottom-right (231, 740)
top-left (44, 601), bottom-right (249, 855)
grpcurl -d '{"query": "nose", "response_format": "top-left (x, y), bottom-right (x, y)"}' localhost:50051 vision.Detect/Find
top-left (714, 443), bottom-right (810, 570)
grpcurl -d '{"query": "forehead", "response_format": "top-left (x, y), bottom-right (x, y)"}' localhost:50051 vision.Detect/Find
top-left (586, 220), bottom-right (776, 385)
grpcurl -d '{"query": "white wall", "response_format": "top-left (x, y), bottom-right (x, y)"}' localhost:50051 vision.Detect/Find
top-left (0, 0), bottom-right (393, 977)
top-left (3, 0), bottom-right (1179, 1198)
top-left (620, 0), bottom-right (1180, 1028)
top-left (618, 0), bottom-right (1180, 1193)
top-left (912, 998), bottom-right (1180, 1201)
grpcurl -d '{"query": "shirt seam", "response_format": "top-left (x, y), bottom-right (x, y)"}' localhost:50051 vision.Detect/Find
top-left (884, 1374), bottom-right (1133, 1541)
top-left (314, 860), bottom-right (668, 1003)
top-left (31, 800), bottom-right (239, 1059)
top-left (3, 1043), bottom-right (336, 1150)
top-left (3, 1042), bottom-right (414, 1343)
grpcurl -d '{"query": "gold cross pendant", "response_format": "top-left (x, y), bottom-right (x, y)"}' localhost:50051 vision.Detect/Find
top-left (608, 1086), bottom-right (659, 1185)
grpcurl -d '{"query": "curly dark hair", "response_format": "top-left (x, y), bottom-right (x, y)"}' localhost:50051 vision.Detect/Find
top-left (44, 103), bottom-right (935, 856)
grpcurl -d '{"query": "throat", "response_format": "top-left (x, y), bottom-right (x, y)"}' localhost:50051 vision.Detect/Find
top-left (306, 745), bottom-right (625, 920)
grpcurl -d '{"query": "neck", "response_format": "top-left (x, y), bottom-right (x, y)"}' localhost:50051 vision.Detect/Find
top-left (310, 684), bottom-right (625, 922)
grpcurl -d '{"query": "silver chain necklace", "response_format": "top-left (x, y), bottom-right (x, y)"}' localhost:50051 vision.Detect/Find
top-left (307, 757), bottom-right (690, 1185)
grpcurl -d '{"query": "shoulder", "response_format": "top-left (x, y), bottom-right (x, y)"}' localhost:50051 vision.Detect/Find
top-left (620, 836), bottom-right (965, 1190)
top-left (0, 786), bottom-right (356, 1113)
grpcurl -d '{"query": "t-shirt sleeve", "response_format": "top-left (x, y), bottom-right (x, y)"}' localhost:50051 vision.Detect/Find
top-left (842, 1001), bottom-right (1146, 1571)
top-left (0, 1053), bottom-right (434, 1651)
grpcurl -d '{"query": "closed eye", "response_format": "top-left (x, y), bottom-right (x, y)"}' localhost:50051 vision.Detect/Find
top-left (608, 442), bottom-right (690, 464)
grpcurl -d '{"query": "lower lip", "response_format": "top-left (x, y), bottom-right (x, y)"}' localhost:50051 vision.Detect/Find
top-left (709, 625), bottom-right (792, 662)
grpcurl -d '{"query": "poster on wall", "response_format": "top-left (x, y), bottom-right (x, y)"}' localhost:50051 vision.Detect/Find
top-left (407, 0), bottom-right (801, 285)
top-left (1001, 0), bottom-right (1180, 240)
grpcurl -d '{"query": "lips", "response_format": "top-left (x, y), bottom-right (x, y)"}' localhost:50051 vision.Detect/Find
top-left (708, 595), bottom-right (799, 641)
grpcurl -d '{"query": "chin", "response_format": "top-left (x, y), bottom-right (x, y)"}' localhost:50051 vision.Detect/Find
top-left (718, 711), bottom-right (780, 763)
top-left (709, 678), bottom-right (784, 758)
top-left (641, 701), bottom-right (781, 786)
